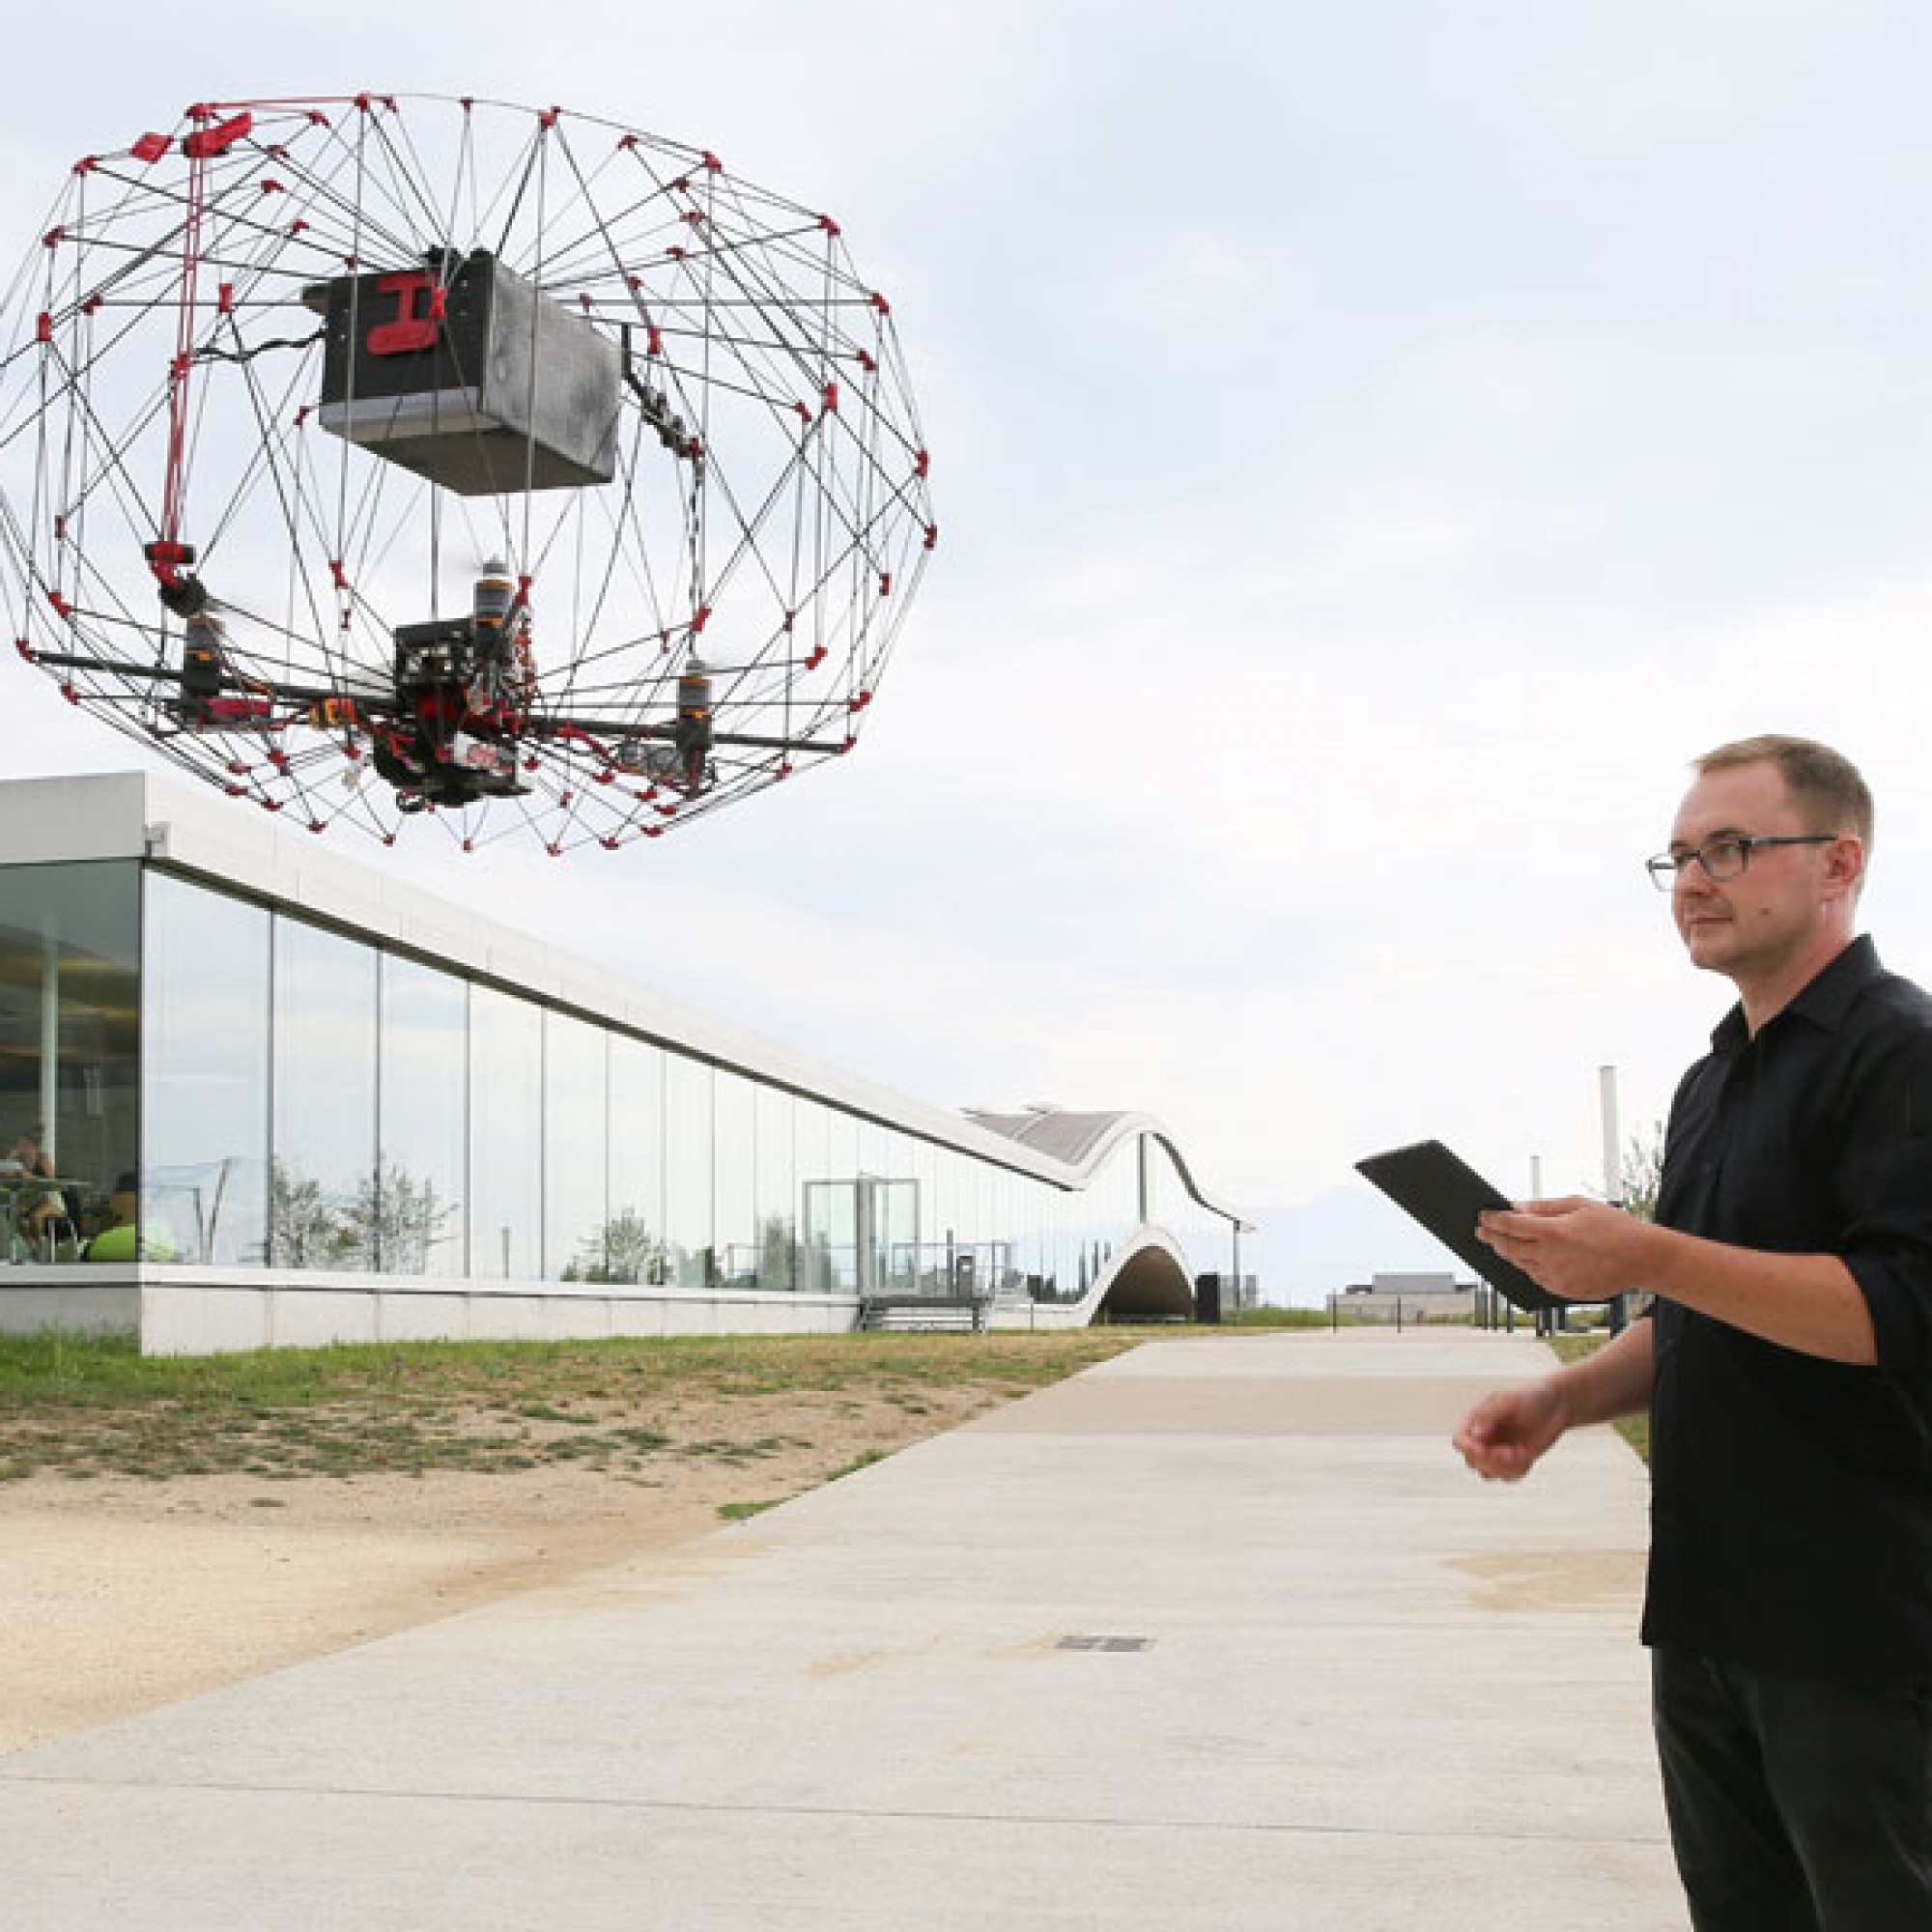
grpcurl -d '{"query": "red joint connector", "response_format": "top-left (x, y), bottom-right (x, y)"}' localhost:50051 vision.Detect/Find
top-left (329, 558), bottom-right (349, 590)
top-left (870, 291), bottom-right (892, 315)
top-left (923, 523), bottom-right (939, 551)
top-left (217, 283), bottom-right (235, 315)
top-left (308, 820), bottom-right (326, 835)
top-left (914, 448), bottom-right (930, 478)
top-left (42, 228), bottom-right (63, 250)
top-left (129, 131), bottom-right (171, 164)
top-left (225, 782), bottom-right (246, 797)
top-left (668, 244), bottom-right (686, 262)
top-left (857, 349), bottom-right (877, 374)
top-left (647, 325), bottom-right (664, 355)
top-left (547, 842), bottom-right (562, 857)
top-left (823, 382), bottom-right (839, 413)
top-left (619, 133), bottom-right (638, 151)
top-left (289, 217), bottom-right (309, 236)
top-left (540, 106), bottom-right (560, 129)
top-left (806, 646), bottom-right (828, 669)
top-left (295, 405), bottom-right (311, 428)
top-left (259, 178), bottom-right (284, 196)
top-left (35, 313), bottom-right (51, 345)
top-left (71, 156), bottom-right (98, 176)
top-left (878, 572), bottom-right (893, 596)
top-left (52, 516), bottom-right (65, 541)
top-left (80, 295), bottom-right (101, 317)
top-left (702, 150), bottom-right (722, 172)
top-left (580, 292), bottom-right (593, 311)
top-left (692, 604), bottom-right (712, 633)
top-left (14, 638), bottom-right (35, 664)
top-left (793, 400), bottom-right (812, 425)
top-left (183, 112), bottom-right (252, 159)
top-left (818, 213), bottom-right (841, 238)
top-left (306, 109), bottom-right (330, 128)
top-left (61, 685), bottom-right (78, 706)
top-left (47, 591), bottom-right (71, 618)
top-left (600, 836), bottom-right (620, 851)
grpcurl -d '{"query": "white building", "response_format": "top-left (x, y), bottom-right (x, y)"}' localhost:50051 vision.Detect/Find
top-left (0, 773), bottom-right (1252, 1353)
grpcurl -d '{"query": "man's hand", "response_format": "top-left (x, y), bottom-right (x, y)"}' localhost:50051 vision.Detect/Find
top-left (1476, 1195), bottom-right (1651, 1302)
top-left (1453, 1381), bottom-right (1568, 1481)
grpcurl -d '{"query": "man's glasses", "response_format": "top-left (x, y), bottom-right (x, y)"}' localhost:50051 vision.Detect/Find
top-left (1644, 834), bottom-right (1838, 893)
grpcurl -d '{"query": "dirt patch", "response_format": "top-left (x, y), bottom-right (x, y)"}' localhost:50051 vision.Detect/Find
top-left (0, 1381), bottom-right (1004, 1755)
top-left (1444, 1548), bottom-right (1646, 1613)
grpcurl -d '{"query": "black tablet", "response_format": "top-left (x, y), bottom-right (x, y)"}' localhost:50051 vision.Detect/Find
top-left (1352, 1138), bottom-right (1573, 1313)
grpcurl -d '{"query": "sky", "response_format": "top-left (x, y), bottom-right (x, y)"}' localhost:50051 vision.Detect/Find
top-left (5, 3), bottom-right (1932, 1300)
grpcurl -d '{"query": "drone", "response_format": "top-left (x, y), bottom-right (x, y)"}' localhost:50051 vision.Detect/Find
top-left (0, 95), bottom-right (936, 850)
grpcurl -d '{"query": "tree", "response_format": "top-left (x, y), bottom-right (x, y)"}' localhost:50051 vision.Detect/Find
top-left (570, 1209), bottom-right (668, 1285)
top-left (1621, 1120), bottom-right (1666, 1222)
top-left (270, 1160), bottom-right (353, 1268)
top-left (340, 1158), bottom-right (457, 1272)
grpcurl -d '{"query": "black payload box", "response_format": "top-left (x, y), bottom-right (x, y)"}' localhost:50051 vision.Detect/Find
top-left (307, 251), bottom-right (619, 496)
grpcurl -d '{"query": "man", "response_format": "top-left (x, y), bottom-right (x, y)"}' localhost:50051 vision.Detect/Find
top-left (1454, 734), bottom-right (1932, 1930)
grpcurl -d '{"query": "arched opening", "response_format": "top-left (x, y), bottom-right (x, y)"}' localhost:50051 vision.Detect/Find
top-left (1094, 1238), bottom-right (1195, 1322)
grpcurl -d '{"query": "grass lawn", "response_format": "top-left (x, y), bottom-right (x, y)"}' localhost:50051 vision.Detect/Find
top-left (0, 1327), bottom-right (1155, 1484)
top-left (1548, 1331), bottom-right (1651, 1463)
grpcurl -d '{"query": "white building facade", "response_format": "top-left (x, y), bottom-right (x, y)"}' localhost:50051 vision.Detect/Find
top-left (0, 774), bottom-right (1252, 1353)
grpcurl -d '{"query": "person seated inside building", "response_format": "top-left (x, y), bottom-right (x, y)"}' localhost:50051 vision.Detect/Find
top-left (83, 1172), bottom-right (177, 1263)
top-left (5, 1122), bottom-right (68, 1252)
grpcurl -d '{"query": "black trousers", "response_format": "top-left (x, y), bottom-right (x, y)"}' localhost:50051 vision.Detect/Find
top-left (1652, 1646), bottom-right (1932, 1930)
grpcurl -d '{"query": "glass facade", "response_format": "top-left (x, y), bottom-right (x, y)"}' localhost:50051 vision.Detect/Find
top-left (2, 858), bottom-right (1247, 1306)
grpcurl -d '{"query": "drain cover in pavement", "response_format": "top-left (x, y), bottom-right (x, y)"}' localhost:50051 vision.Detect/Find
top-left (1057, 1634), bottom-right (1152, 1652)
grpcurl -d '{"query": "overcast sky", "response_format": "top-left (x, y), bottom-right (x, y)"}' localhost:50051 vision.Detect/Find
top-left (5, 4), bottom-right (1932, 1299)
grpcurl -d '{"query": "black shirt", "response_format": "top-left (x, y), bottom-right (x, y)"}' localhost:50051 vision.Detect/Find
top-left (1644, 935), bottom-right (1932, 1685)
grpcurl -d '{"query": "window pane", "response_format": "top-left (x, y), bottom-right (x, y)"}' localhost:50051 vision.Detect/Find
top-left (271, 920), bottom-right (377, 1269)
top-left (378, 954), bottom-right (468, 1275)
top-left (665, 1053), bottom-right (713, 1287)
top-left (608, 1035), bottom-right (667, 1283)
top-left (753, 1084), bottom-right (796, 1291)
top-left (545, 1012), bottom-right (608, 1280)
top-left (713, 1069), bottom-right (755, 1288)
top-left (469, 984), bottom-right (542, 1278)
top-left (143, 873), bottom-right (269, 1264)
top-left (0, 862), bottom-right (140, 1260)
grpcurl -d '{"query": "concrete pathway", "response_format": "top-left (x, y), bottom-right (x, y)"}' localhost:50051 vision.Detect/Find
top-left (0, 1330), bottom-right (1682, 1929)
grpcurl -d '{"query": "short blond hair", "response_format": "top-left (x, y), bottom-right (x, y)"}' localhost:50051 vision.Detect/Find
top-left (1694, 734), bottom-right (1874, 850)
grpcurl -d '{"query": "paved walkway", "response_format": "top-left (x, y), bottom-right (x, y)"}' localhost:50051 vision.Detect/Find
top-left (0, 1330), bottom-right (1682, 1929)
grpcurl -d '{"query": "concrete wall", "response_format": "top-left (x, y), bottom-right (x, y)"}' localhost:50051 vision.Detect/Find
top-left (0, 1264), bottom-right (863, 1355)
